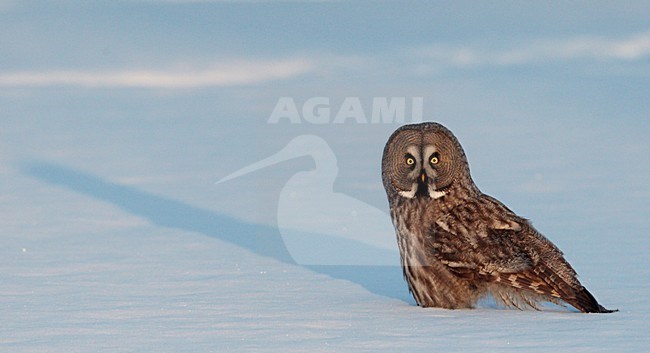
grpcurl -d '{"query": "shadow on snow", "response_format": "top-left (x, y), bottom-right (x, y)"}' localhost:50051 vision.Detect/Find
top-left (21, 161), bottom-right (411, 304)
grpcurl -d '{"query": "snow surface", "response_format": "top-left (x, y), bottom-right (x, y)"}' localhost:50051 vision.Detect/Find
top-left (1, 109), bottom-right (647, 352)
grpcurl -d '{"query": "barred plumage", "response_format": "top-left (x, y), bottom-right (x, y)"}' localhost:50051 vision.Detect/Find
top-left (382, 122), bottom-right (615, 313)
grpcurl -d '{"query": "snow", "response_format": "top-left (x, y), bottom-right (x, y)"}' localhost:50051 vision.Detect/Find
top-left (1, 109), bottom-right (647, 352)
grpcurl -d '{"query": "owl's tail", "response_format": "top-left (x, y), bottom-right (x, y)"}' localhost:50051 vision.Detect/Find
top-left (572, 287), bottom-right (618, 313)
top-left (528, 261), bottom-right (617, 314)
top-left (494, 264), bottom-right (617, 313)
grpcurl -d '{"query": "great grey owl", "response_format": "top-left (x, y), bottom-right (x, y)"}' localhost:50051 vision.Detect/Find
top-left (381, 122), bottom-right (615, 313)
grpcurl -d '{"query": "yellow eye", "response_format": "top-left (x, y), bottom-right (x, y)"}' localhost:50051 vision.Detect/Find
top-left (430, 155), bottom-right (439, 164)
top-left (406, 157), bottom-right (415, 165)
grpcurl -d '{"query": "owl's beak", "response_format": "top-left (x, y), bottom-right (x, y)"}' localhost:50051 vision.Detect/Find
top-left (420, 171), bottom-right (426, 183)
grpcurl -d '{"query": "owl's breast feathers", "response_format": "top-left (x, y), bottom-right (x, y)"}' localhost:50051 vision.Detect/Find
top-left (429, 194), bottom-right (615, 313)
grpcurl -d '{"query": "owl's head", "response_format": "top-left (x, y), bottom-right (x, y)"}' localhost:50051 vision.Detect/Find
top-left (382, 122), bottom-right (477, 200)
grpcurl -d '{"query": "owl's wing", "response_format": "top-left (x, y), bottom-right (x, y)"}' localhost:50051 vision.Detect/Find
top-left (430, 198), bottom-right (613, 313)
top-left (430, 222), bottom-right (532, 280)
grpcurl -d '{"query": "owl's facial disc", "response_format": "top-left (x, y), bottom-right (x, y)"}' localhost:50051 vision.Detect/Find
top-left (383, 124), bottom-right (471, 202)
